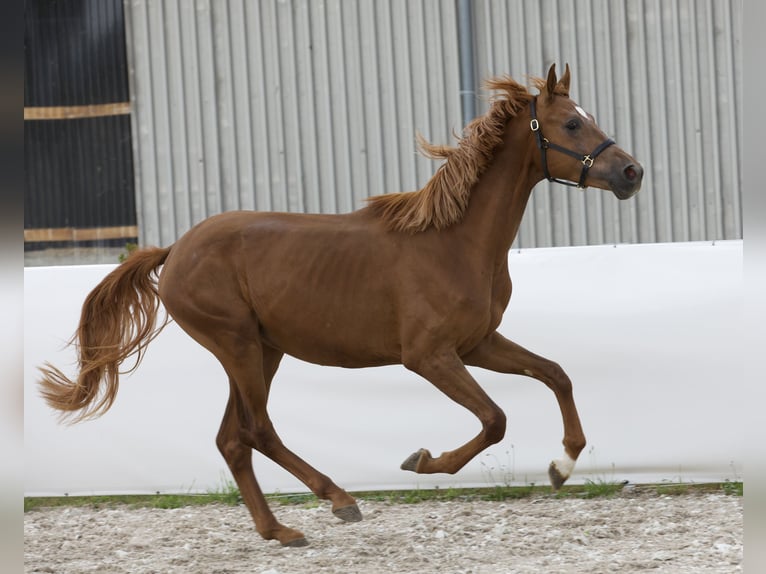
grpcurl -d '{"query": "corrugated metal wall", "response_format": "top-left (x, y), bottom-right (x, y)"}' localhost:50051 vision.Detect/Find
top-left (473, 0), bottom-right (742, 246)
top-left (125, 0), bottom-right (741, 248)
top-left (125, 0), bottom-right (461, 247)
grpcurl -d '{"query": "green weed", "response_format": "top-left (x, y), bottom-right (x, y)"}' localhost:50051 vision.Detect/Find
top-left (118, 241), bottom-right (138, 263)
top-left (720, 480), bottom-right (743, 496)
top-left (578, 478), bottom-right (625, 499)
top-left (24, 481), bottom-right (743, 513)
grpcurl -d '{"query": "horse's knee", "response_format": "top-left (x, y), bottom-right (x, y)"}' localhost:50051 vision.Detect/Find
top-left (217, 420), bottom-right (281, 460)
top-left (540, 361), bottom-right (573, 395)
top-left (483, 408), bottom-right (507, 444)
top-left (238, 425), bottom-right (282, 454)
top-left (217, 436), bottom-right (252, 471)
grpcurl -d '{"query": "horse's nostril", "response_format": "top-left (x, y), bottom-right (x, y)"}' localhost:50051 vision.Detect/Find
top-left (624, 165), bottom-right (638, 181)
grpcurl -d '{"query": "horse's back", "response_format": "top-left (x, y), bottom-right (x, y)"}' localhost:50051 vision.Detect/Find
top-left (158, 209), bottom-right (404, 366)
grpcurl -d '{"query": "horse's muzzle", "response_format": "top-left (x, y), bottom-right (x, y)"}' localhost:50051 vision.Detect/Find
top-left (610, 162), bottom-right (643, 199)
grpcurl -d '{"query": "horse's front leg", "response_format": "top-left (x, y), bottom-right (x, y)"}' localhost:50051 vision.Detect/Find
top-left (462, 331), bottom-right (587, 490)
top-left (400, 350), bottom-right (507, 475)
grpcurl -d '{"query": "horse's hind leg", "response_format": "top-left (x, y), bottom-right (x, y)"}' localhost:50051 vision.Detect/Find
top-left (166, 281), bottom-right (362, 546)
top-left (462, 332), bottom-right (587, 490)
top-left (216, 374), bottom-right (308, 547)
top-left (220, 341), bottom-right (362, 539)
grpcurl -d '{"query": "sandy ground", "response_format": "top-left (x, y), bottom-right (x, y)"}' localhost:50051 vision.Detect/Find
top-left (25, 490), bottom-right (742, 574)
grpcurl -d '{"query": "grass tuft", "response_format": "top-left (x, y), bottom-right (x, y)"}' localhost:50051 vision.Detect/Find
top-left (577, 479), bottom-right (626, 499)
top-left (24, 480), bottom-right (742, 513)
top-left (721, 479), bottom-right (743, 496)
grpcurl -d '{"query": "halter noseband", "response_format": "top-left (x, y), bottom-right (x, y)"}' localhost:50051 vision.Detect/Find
top-left (529, 97), bottom-right (615, 189)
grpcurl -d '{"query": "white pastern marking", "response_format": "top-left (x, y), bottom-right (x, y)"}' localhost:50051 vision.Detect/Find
top-left (574, 105), bottom-right (589, 119)
top-left (552, 453), bottom-right (576, 479)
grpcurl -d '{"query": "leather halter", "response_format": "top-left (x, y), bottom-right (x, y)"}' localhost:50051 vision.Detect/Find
top-left (529, 97), bottom-right (615, 189)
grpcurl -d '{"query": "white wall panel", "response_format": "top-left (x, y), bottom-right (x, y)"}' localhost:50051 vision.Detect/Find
top-left (25, 241), bottom-right (744, 495)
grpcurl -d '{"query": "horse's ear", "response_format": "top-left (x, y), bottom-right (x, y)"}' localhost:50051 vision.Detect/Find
top-left (545, 64), bottom-right (557, 101)
top-left (558, 63), bottom-right (571, 96)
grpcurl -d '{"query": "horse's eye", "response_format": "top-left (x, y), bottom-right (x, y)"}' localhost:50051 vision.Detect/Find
top-left (565, 120), bottom-right (580, 131)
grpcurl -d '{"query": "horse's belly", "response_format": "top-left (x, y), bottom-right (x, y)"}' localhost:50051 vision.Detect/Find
top-left (259, 318), bottom-right (400, 368)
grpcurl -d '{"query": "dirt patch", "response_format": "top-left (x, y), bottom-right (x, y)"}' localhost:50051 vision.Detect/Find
top-left (25, 491), bottom-right (742, 573)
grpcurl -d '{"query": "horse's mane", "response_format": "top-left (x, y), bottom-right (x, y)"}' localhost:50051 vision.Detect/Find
top-left (367, 75), bottom-right (558, 233)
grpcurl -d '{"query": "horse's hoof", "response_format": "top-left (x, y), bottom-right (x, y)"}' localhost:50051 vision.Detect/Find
top-left (400, 448), bottom-right (430, 472)
top-left (548, 454), bottom-right (576, 491)
top-left (333, 503), bottom-right (363, 522)
top-left (282, 536), bottom-right (310, 548)
top-left (262, 526), bottom-right (308, 547)
top-left (548, 462), bottom-right (566, 491)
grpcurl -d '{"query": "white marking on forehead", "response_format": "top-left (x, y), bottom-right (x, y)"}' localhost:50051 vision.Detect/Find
top-left (574, 105), bottom-right (589, 119)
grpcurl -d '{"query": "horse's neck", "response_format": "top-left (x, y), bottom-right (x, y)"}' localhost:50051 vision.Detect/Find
top-left (458, 116), bottom-right (541, 261)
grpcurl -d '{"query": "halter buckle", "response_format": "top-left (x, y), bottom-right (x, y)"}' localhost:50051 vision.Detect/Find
top-left (582, 155), bottom-right (594, 168)
top-left (530, 119), bottom-right (540, 132)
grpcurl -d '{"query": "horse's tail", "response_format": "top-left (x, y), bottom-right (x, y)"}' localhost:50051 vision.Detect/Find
top-left (38, 246), bottom-right (172, 423)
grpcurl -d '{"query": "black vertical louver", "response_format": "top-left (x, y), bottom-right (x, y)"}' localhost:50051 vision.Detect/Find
top-left (24, 0), bottom-right (137, 250)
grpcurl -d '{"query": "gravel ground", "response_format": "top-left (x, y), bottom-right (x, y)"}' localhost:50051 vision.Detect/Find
top-left (24, 490), bottom-right (742, 574)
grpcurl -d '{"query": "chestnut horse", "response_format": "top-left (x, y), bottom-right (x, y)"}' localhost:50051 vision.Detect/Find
top-left (40, 65), bottom-right (642, 546)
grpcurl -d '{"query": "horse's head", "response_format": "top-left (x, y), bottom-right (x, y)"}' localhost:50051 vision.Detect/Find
top-left (530, 64), bottom-right (643, 199)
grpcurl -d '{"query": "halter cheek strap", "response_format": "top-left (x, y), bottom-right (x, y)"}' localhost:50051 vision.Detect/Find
top-left (529, 97), bottom-right (615, 189)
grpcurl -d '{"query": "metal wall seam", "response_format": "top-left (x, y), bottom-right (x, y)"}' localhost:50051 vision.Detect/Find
top-left (727, 0), bottom-right (743, 235)
top-left (627, 0), bottom-right (655, 243)
top-left (646, 0), bottom-right (676, 242)
top-left (580, 0), bottom-right (605, 246)
top-left (291, 0), bottom-right (318, 214)
top-left (162, 0), bottom-right (190, 236)
top-left (225, 0), bottom-right (252, 213)
top-left (212, 0), bottom-right (237, 214)
top-left (258, 0), bottom-right (283, 213)
top-left (282, 0), bottom-right (306, 214)
top-left (715, 0), bottom-right (742, 238)
top-left (245, 1), bottom-right (272, 214)
top-left (392, 0), bottom-right (417, 193)
top-left (176, 1), bottom-right (200, 228)
top-left (320, 0), bottom-right (343, 212)
top-left (329, 0), bottom-right (355, 212)
top-left (340, 1), bottom-right (365, 211)
top-left (682, 0), bottom-right (702, 242)
top-left (147, 0), bottom-right (176, 245)
top-left (376, 0), bottom-right (401, 196)
top-left (409, 0), bottom-right (430, 184)
top-left (357, 0), bottom-right (382, 202)
top-left (124, 0), bottom-right (153, 245)
top-left (591, 0), bottom-right (616, 245)
top-left (703, 0), bottom-right (723, 239)
top-left (527, 0), bottom-right (553, 249)
top-left (342, 0), bottom-right (365, 210)
top-left (544, 0), bottom-right (570, 248)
